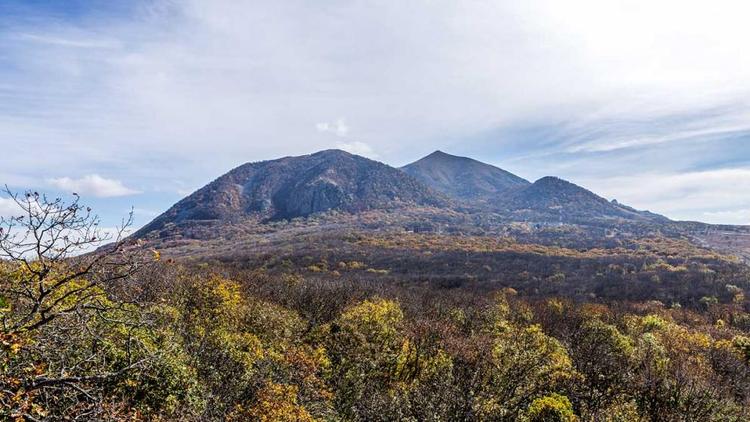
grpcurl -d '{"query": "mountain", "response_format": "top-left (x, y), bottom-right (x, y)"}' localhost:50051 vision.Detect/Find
top-left (134, 149), bottom-right (673, 244)
top-left (401, 150), bottom-right (530, 202)
top-left (135, 149), bottom-right (449, 237)
top-left (496, 176), bottom-right (668, 224)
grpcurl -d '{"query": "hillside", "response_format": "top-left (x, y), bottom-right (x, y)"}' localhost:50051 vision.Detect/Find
top-left (495, 176), bottom-right (668, 224)
top-left (135, 149), bottom-right (449, 238)
top-left (401, 150), bottom-right (530, 201)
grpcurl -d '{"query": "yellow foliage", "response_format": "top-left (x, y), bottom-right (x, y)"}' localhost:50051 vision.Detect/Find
top-left (2, 261), bottom-right (109, 334)
top-left (546, 299), bottom-right (565, 315)
top-left (346, 261), bottom-right (366, 270)
top-left (640, 314), bottom-right (669, 332)
top-left (365, 268), bottom-right (390, 275)
top-left (338, 298), bottom-right (404, 342)
top-left (237, 382), bottom-right (316, 422)
top-left (524, 393), bottom-right (577, 422)
top-left (420, 349), bottom-right (454, 379)
top-left (475, 323), bottom-right (577, 419)
top-left (307, 265), bottom-right (324, 273)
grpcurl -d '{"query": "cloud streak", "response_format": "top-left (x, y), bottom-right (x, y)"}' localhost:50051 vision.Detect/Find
top-left (0, 0), bottom-right (748, 224)
top-left (13, 33), bottom-right (120, 49)
top-left (47, 175), bottom-right (140, 198)
top-left (579, 168), bottom-right (750, 224)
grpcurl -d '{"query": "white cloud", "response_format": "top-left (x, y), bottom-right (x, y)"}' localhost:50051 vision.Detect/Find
top-left (0, 197), bottom-right (19, 218)
top-left (0, 0), bottom-right (749, 224)
top-left (580, 168), bottom-right (750, 222)
top-left (6, 0), bottom-right (747, 167)
top-left (47, 175), bottom-right (140, 198)
top-left (702, 210), bottom-right (750, 226)
top-left (316, 119), bottom-right (349, 137)
top-left (336, 141), bottom-right (378, 158)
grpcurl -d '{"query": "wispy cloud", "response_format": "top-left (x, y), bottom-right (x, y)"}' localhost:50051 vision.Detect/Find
top-left (561, 106), bottom-right (750, 153)
top-left (13, 33), bottom-right (120, 49)
top-left (579, 168), bottom-right (750, 223)
top-left (567, 125), bottom-right (750, 153)
top-left (47, 175), bottom-right (140, 198)
top-left (336, 141), bottom-right (378, 158)
top-left (316, 119), bottom-right (349, 137)
top-left (0, 0), bottom-right (748, 224)
top-left (317, 118), bottom-right (378, 157)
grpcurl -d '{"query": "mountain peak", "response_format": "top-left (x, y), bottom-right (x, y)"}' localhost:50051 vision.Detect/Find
top-left (425, 149), bottom-right (454, 158)
top-left (533, 176), bottom-right (578, 189)
top-left (401, 151), bottom-right (529, 201)
top-left (135, 150), bottom-right (448, 238)
top-left (311, 148), bottom-right (354, 158)
top-left (420, 150), bottom-right (472, 162)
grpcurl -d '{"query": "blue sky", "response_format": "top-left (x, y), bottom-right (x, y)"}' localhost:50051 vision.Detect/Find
top-left (1, 0), bottom-right (749, 230)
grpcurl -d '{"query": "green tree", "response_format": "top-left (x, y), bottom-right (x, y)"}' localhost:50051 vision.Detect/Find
top-left (325, 298), bottom-right (408, 420)
top-left (524, 393), bottom-right (577, 422)
top-left (571, 319), bottom-right (634, 417)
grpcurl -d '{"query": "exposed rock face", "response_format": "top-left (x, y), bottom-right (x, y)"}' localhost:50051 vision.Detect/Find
top-left (135, 149), bottom-right (449, 237)
top-left (401, 150), bottom-right (530, 202)
top-left (283, 178), bottom-right (347, 218)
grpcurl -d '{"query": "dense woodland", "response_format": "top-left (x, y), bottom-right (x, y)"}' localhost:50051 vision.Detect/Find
top-left (3, 193), bottom-right (750, 421)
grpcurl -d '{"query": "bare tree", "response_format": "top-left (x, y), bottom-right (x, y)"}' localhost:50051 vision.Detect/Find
top-left (0, 187), bottom-right (153, 420)
top-left (0, 187), bottom-right (146, 332)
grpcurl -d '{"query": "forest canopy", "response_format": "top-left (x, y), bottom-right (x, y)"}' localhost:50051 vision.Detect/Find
top-left (1, 192), bottom-right (750, 421)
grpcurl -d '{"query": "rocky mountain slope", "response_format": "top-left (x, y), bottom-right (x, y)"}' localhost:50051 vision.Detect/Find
top-left (401, 150), bottom-right (530, 201)
top-left (135, 149), bottom-right (449, 237)
top-left (134, 149), bottom-right (676, 243)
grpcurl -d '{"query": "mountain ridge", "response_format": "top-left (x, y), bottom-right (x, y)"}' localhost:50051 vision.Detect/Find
top-left (135, 149), bottom-right (670, 240)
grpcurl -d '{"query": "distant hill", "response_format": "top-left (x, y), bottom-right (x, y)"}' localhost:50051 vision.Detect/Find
top-left (401, 150), bottom-right (530, 201)
top-left (134, 149), bottom-right (675, 242)
top-left (495, 176), bottom-right (668, 224)
top-left (135, 149), bottom-right (448, 237)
